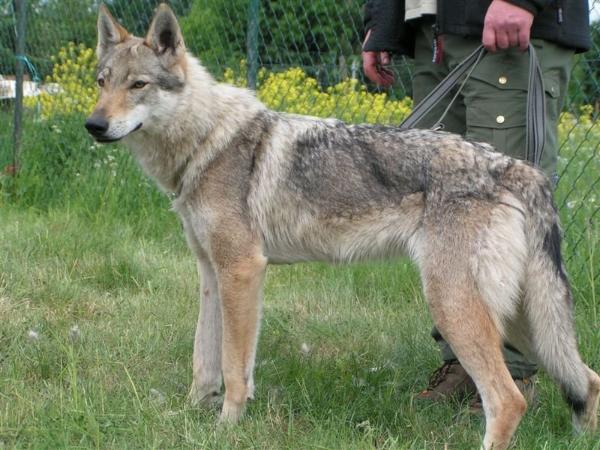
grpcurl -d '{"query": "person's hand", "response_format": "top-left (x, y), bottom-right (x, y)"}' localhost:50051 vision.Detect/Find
top-left (483, 0), bottom-right (534, 52)
top-left (362, 29), bottom-right (395, 87)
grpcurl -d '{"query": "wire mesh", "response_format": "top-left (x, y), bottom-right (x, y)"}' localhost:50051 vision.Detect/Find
top-left (0, 0), bottom-right (598, 280)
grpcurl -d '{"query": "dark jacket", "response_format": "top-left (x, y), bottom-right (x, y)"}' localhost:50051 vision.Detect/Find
top-left (363, 0), bottom-right (591, 56)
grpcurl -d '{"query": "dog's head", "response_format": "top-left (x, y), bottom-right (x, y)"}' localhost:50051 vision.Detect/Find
top-left (85, 3), bottom-right (187, 142)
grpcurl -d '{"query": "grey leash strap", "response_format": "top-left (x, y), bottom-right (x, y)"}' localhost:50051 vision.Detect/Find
top-left (399, 43), bottom-right (546, 167)
top-left (526, 45), bottom-right (546, 167)
top-left (398, 45), bottom-right (486, 131)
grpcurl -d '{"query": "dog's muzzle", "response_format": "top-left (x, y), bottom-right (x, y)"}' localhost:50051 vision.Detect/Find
top-left (85, 114), bottom-right (110, 140)
top-left (85, 114), bottom-right (142, 143)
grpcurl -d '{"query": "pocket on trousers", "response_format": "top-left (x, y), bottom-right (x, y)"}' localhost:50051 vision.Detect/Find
top-left (464, 76), bottom-right (527, 159)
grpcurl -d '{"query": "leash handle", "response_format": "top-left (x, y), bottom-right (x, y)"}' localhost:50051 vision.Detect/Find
top-left (526, 45), bottom-right (546, 167)
top-left (399, 44), bottom-right (546, 167)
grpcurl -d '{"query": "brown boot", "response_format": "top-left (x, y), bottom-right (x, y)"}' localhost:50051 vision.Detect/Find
top-left (415, 360), bottom-right (478, 401)
top-left (468, 376), bottom-right (538, 414)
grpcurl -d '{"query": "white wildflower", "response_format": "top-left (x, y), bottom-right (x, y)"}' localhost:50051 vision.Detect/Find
top-left (352, 376), bottom-right (366, 387)
top-left (27, 329), bottom-right (39, 341)
top-left (300, 342), bottom-right (310, 355)
top-left (69, 325), bottom-right (81, 342)
top-left (356, 419), bottom-right (371, 430)
top-left (149, 388), bottom-right (166, 405)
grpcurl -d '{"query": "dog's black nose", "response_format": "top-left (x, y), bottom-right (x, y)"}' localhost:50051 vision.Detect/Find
top-left (85, 116), bottom-right (109, 136)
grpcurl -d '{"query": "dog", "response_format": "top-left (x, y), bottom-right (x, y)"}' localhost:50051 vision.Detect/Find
top-left (85, 4), bottom-right (600, 449)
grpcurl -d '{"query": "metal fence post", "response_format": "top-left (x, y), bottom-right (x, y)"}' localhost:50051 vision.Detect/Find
top-left (246, 0), bottom-right (259, 90)
top-left (12, 0), bottom-right (26, 187)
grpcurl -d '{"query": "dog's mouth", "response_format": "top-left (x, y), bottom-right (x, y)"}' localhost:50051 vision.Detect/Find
top-left (95, 136), bottom-right (122, 143)
top-left (91, 123), bottom-right (143, 143)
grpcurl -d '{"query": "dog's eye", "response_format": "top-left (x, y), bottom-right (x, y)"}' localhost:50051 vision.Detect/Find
top-left (131, 80), bottom-right (148, 89)
top-left (97, 78), bottom-right (105, 87)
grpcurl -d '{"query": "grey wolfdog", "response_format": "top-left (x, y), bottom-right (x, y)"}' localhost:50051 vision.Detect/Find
top-left (85, 4), bottom-right (600, 449)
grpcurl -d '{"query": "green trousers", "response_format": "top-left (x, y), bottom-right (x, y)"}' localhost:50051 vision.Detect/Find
top-left (412, 21), bottom-right (574, 379)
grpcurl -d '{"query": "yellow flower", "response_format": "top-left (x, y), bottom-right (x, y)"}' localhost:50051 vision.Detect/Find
top-left (27, 43), bottom-right (98, 119)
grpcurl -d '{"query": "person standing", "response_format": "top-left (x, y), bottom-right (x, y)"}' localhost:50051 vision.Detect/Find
top-left (362, 0), bottom-right (591, 408)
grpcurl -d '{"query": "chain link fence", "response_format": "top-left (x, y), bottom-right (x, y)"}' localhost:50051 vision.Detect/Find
top-left (0, 0), bottom-right (598, 280)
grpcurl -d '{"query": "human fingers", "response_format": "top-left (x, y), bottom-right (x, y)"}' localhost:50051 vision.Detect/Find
top-left (496, 29), bottom-right (510, 50)
top-left (378, 66), bottom-right (395, 87)
top-left (362, 51), bottom-right (382, 83)
top-left (380, 51), bottom-right (390, 65)
top-left (518, 26), bottom-right (531, 51)
top-left (482, 23), bottom-right (497, 52)
top-left (362, 52), bottom-right (395, 86)
top-left (507, 26), bottom-right (520, 48)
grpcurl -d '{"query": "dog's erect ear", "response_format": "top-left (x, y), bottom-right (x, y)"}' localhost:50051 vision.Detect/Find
top-left (145, 3), bottom-right (185, 57)
top-left (97, 4), bottom-right (130, 59)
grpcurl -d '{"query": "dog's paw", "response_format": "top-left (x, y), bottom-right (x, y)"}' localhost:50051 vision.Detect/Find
top-left (188, 383), bottom-right (223, 409)
top-left (218, 400), bottom-right (245, 424)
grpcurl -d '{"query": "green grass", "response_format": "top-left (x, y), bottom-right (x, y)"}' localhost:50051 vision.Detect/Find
top-left (0, 112), bottom-right (598, 449)
top-left (0, 206), bottom-right (598, 449)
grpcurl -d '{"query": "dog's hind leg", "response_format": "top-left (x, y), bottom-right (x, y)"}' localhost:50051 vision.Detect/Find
top-left (421, 251), bottom-right (526, 450)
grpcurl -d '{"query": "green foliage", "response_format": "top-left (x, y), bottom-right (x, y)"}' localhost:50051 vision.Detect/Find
top-left (555, 106), bottom-right (600, 274)
top-left (0, 0), bottom-right (15, 74)
top-left (20, 0), bottom-right (96, 77)
top-left (106, 0), bottom-right (192, 38)
top-left (568, 21), bottom-right (600, 110)
top-left (179, 0), bottom-right (246, 73)
top-left (0, 0), bottom-right (193, 79)
top-left (0, 0), bottom-right (96, 77)
top-left (258, 0), bottom-right (363, 68)
top-left (180, 0), bottom-right (364, 84)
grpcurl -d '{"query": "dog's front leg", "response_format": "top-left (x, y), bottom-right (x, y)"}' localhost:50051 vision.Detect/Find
top-left (213, 242), bottom-right (266, 423)
top-left (188, 249), bottom-right (223, 407)
top-left (180, 216), bottom-right (224, 407)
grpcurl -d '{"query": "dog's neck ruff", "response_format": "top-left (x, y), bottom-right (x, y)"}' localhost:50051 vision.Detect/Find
top-left (127, 55), bottom-right (267, 201)
top-left (170, 152), bottom-right (195, 200)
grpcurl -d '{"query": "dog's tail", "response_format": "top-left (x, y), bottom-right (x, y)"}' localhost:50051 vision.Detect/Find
top-left (503, 161), bottom-right (600, 433)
